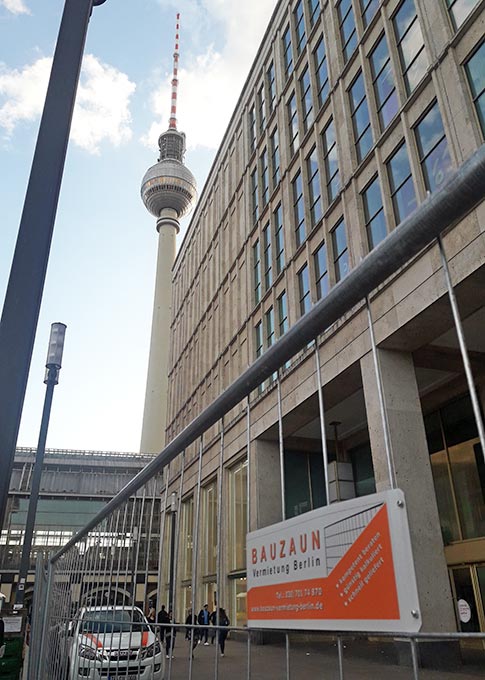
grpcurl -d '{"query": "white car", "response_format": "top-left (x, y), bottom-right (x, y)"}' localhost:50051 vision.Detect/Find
top-left (67, 606), bottom-right (163, 680)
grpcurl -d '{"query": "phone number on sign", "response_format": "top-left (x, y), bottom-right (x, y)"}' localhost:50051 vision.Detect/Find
top-left (275, 587), bottom-right (323, 599)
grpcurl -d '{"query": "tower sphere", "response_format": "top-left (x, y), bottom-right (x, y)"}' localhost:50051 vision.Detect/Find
top-left (141, 157), bottom-right (197, 219)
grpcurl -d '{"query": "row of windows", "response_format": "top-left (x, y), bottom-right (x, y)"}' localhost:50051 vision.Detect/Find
top-left (251, 86), bottom-right (466, 364)
top-left (252, 75), bottom-right (483, 314)
top-left (249, 0), bottom-right (483, 166)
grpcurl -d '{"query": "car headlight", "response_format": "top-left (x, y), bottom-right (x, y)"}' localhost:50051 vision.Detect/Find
top-left (139, 641), bottom-right (161, 659)
top-left (78, 644), bottom-right (103, 661)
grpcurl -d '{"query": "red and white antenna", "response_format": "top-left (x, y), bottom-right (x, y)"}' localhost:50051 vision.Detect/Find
top-left (169, 13), bottom-right (180, 130)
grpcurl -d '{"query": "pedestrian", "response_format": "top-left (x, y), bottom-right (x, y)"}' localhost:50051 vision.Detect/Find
top-left (209, 607), bottom-right (217, 644)
top-left (185, 609), bottom-right (198, 657)
top-left (165, 609), bottom-right (176, 659)
top-left (157, 604), bottom-right (170, 642)
top-left (216, 607), bottom-right (229, 657)
top-left (197, 603), bottom-right (210, 644)
top-left (147, 600), bottom-right (156, 624)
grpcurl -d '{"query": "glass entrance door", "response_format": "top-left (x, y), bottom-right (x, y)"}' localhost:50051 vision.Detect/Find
top-left (450, 565), bottom-right (485, 632)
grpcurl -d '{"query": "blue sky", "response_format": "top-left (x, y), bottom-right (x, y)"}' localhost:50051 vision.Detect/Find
top-left (0, 0), bottom-right (276, 452)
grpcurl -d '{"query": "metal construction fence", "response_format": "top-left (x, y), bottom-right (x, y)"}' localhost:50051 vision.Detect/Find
top-left (26, 144), bottom-right (485, 680)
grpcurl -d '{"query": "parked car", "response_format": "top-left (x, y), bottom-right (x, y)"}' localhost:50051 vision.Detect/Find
top-left (67, 606), bottom-right (162, 680)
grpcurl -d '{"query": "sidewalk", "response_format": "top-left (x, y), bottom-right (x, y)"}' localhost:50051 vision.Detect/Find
top-left (161, 637), bottom-right (485, 679)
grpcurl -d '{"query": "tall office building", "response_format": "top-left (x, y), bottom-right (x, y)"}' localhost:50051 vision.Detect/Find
top-left (140, 14), bottom-right (197, 454)
top-left (156, 0), bottom-right (485, 634)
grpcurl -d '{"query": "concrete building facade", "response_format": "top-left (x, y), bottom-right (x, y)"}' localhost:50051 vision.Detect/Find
top-left (157, 0), bottom-right (485, 634)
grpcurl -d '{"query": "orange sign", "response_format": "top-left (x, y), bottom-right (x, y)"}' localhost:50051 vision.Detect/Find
top-left (247, 490), bottom-right (421, 632)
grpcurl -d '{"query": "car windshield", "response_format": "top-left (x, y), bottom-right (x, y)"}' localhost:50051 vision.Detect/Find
top-left (81, 609), bottom-right (149, 634)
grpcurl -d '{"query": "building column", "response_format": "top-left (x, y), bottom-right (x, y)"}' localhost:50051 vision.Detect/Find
top-left (250, 439), bottom-right (283, 532)
top-left (361, 349), bottom-right (456, 633)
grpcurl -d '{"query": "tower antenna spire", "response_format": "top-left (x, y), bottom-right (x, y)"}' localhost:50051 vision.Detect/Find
top-left (169, 12), bottom-right (180, 130)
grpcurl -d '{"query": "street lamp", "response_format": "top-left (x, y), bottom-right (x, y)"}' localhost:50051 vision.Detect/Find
top-left (168, 492), bottom-right (177, 612)
top-left (15, 323), bottom-right (67, 607)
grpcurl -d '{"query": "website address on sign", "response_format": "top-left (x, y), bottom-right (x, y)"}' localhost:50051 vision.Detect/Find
top-left (251, 602), bottom-right (324, 613)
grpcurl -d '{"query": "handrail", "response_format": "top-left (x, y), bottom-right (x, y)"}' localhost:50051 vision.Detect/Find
top-left (50, 142), bottom-right (485, 563)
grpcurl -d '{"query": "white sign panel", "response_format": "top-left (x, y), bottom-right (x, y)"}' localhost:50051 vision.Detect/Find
top-left (247, 489), bottom-right (421, 632)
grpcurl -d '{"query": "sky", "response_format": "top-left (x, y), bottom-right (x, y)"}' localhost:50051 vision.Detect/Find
top-left (0, 0), bottom-right (277, 453)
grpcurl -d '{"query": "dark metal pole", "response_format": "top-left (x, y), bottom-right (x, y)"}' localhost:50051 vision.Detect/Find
top-left (15, 322), bottom-right (66, 607)
top-left (15, 369), bottom-right (57, 606)
top-left (0, 0), bottom-right (99, 532)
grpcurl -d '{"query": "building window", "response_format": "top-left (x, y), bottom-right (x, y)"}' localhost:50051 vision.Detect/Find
top-left (288, 92), bottom-right (299, 156)
top-left (294, 0), bottom-right (307, 55)
top-left (386, 142), bottom-right (417, 224)
top-left (253, 240), bottom-right (262, 304)
top-left (414, 101), bottom-right (453, 193)
top-left (263, 222), bottom-right (273, 291)
top-left (255, 320), bottom-right (264, 391)
top-left (349, 71), bottom-right (373, 162)
top-left (308, 0), bottom-right (321, 27)
top-left (446, 0), bottom-right (480, 29)
top-left (307, 147), bottom-right (322, 226)
top-left (258, 85), bottom-right (266, 135)
top-left (393, 0), bottom-right (428, 95)
top-left (465, 41), bottom-right (485, 138)
top-left (283, 25), bottom-right (294, 79)
top-left (337, 0), bottom-right (358, 63)
top-left (362, 175), bottom-right (387, 250)
top-left (181, 497), bottom-right (194, 580)
top-left (278, 291), bottom-right (289, 336)
top-left (202, 481), bottom-right (218, 575)
top-left (300, 66), bottom-right (314, 132)
top-left (332, 218), bottom-right (349, 281)
top-left (249, 105), bottom-right (256, 153)
top-left (270, 128), bottom-right (281, 189)
top-left (322, 118), bottom-right (340, 203)
top-left (274, 204), bottom-right (285, 274)
top-left (267, 61), bottom-right (277, 114)
top-left (251, 168), bottom-right (259, 223)
top-left (314, 242), bottom-right (329, 299)
top-left (298, 264), bottom-right (311, 315)
top-left (314, 36), bottom-right (329, 107)
top-left (260, 148), bottom-right (269, 208)
top-left (265, 307), bottom-right (275, 348)
top-left (229, 459), bottom-right (248, 571)
top-left (369, 34), bottom-right (398, 131)
top-left (255, 321), bottom-right (263, 359)
top-left (360, 0), bottom-right (379, 28)
top-left (293, 171), bottom-right (306, 247)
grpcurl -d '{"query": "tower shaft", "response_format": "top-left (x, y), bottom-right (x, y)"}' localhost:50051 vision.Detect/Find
top-left (140, 212), bottom-right (178, 454)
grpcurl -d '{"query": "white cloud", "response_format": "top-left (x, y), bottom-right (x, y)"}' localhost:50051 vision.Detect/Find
top-left (145, 0), bottom-right (277, 150)
top-left (1, 0), bottom-right (30, 14)
top-left (0, 54), bottom-right (136, 154)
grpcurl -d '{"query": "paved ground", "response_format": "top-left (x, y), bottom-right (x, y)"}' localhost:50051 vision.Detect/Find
top-left (160, 636), bottom-right (485, 679)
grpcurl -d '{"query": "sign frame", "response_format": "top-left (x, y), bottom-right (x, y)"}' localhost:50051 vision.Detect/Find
top-left (247, 489), bottom-right (421, 633)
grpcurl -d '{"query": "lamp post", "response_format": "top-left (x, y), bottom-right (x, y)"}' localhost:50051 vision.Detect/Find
top-left (15, 323), bottom-right (67, 607)
top-left (168, 492), bottom-right (177, 612)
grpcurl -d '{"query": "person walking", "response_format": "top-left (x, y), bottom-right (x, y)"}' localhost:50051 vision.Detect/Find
top-left (165, 609), bottom-right (176, 659)
top-left (157, 604), bottom-right (170, 643)
top-left (197, 604), bottom-right (210, 644)
top-left (147, 600), bottom-right (156, 624)
top-left (185, 609), bottom-right (199, 657)
top-left (216, 607), bottom-right (229, 657)
top-left (209, 607), bottom-right (217, 644)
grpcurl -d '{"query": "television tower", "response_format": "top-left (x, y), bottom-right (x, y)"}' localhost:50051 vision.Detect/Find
top-left (140, 13), bottom-right (197, 454)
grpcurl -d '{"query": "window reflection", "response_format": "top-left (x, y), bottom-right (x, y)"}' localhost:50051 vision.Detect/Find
top-left (414, 101), bottom-right (453, 192)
